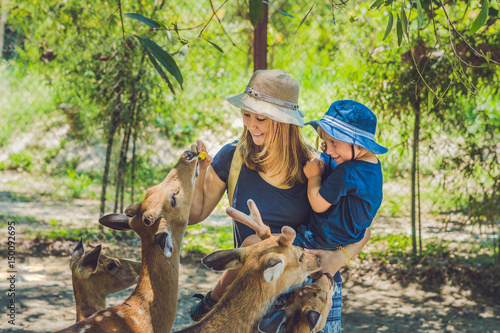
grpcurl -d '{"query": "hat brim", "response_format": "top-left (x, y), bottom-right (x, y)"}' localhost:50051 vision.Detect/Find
top-left (307, 120), bottom-right (388, 155)
top-left (227, 93), bottom-right (304, 127)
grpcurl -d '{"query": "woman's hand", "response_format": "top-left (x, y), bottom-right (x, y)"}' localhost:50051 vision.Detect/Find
top-left (305, 229), bottom-right (371, 275)
top-left (303, 158), bottom-right (325, 179)
top-left (191, 139), bottom-right (213, 170)
top-left (304, 248), bottom-right (346, 276)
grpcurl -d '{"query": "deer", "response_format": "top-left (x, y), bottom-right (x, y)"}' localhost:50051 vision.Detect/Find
top-left (257, 273), bottom-right (335, 333)
top-left (55, 150), bottom-right (199, 333)
top-left (174, 199), bottom-right (322, 333)
top-left (70, 237), bottom-right (141, 321)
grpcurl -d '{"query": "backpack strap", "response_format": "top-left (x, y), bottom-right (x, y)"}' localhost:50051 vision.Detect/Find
top-left (227, 144), bottom-right (243, 247)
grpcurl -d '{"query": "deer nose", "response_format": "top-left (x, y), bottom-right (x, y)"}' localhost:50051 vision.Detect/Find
top-left (184, 150), bottom-right (197, 160)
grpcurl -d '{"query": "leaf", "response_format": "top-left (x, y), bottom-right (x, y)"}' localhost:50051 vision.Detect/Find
top-left (470, 0), bottom-right (489, 34)
top-left (396, 14), bottom-right (403, 47)
top-left (485, 51), bottom-right (492, 64)
top-left (370, 0), bottom-right (385, 10)
top-left (428, 90), bottom-right (434, 111)
top-left (401, 8), bottom-right (408, 36)
top-left (136, 35), bottom-right (183, 88)
top-left (414, 0), bottom-right (424, 28)
top-left (249, 0), bottom-right (264, 27)
top-left (203, 38), bottom-right (224, 53)
top-left (297, 2), bottom-right (316, 31)
top-left (142, 44), bottom-right (175, 95)
top-left (123, 13), bottom-right (164, 29)
top-left (383, 12), bottom-right (393, 41)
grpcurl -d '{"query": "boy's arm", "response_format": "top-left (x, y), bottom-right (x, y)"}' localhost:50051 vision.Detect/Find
top-left (304, 158), bottom-right (332, 213)
top-left (307, 176), bottom-right (332, 213)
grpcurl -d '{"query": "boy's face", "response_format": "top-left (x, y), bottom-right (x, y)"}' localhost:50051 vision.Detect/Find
top-left (322, 132), bottom-right (352, 165)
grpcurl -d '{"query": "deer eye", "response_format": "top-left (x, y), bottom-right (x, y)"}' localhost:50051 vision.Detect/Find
top-left (107, 262), bottom-right (118, 271)
top-left (143, 216), bottom-right (152, 225)
top-left (299, 253), bottom-right (304, 262)
top-left (170, 194), bottom-right (177, 208)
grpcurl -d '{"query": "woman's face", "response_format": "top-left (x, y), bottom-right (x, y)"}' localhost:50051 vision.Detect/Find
top-left (242, 110), bottom-right (270, 146)
top-left (323, 132), bottom-right (352, 165)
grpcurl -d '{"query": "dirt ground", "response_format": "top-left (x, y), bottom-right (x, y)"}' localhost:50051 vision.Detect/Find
top-left (1, 171), bottom-right (499, 332)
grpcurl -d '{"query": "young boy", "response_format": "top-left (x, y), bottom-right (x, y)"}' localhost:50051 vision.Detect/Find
top-left (296, 99), bottom-right (388, 258)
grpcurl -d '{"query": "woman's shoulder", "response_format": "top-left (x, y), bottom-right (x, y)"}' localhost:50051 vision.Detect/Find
top-left (215, 141), bottom-right (238, 160)
top-left (212, 141), bottom-right (239, 182)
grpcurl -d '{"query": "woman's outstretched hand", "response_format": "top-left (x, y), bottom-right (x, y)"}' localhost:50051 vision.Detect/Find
top-left (191, 139), bottom-right (213, 170)
top-left (304, 248), bottom-right (347, 276)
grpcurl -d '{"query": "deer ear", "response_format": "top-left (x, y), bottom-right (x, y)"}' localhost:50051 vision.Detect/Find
top-left (307, 310), bottom-right (322, 331)
top-left (70, 237), bottom-right (85, 265)
top-left (99, 214), bottom-right (131, 230)
top-left (263, 256), bottom-right (285, 282)
top-left (202, 249), bottom-right (243, 271)
top-left (79, 245), bottom-right (101, 277)
top-left (125, 202), bottom-right (141, 217)
top-left (258, 309), bottom-right (286, 333)
top-left (278, 226), bottom-right (296, 245)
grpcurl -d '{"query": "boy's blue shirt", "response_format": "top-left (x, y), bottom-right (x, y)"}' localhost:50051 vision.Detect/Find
top-left (298, 155), bottom-right (383, 250)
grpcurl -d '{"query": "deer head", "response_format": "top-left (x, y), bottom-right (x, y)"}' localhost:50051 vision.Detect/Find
top-left (70, 237), bottom-right (140, 321)
top-left (98, 150), bottom-right (199, 258)
top-left (258, 273), bottom-right (335, 333)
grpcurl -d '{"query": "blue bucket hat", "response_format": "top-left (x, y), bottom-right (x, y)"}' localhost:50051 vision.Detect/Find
top-left (307, 100), bottom-right (388, 155)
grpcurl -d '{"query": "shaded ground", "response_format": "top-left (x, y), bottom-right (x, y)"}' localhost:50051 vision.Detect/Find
top-left (1, 170), bottom-right (499, 332)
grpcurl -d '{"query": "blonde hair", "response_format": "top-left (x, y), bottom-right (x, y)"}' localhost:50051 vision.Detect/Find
top-left (237, 118), bottom-right (312, 187)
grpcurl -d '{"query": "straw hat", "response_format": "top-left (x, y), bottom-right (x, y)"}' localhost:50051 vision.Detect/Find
top-left (226, 69), bottom-right (305, 127)
top-left (307, 100), bottom-right (388, 155)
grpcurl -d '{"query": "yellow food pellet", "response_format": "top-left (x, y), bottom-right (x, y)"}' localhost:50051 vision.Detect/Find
top-left (198, 151), bottom-right (207, 160)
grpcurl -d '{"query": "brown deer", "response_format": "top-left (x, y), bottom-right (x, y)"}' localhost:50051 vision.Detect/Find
top-left (257, 273), bottom-right (335, 333)
top-left (174, 199), bottom-right (322, 333)
top-left (55, 150), bottom-right (199, 333)
top-left (70, 237), bottom-right (140, 321)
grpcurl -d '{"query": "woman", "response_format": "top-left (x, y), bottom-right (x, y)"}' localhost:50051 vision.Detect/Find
top-left (188, 69), bottom-right (370, 332)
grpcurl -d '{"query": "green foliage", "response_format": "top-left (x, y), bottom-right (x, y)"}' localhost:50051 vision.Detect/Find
top-left (0, 151), bottom-right (34, 172)
top-left (65, 165), bottom-right (92, 199)
top-left (360, 233), bottom-right (497, 267)
top-left (183, 224), bottom-right (233, 254)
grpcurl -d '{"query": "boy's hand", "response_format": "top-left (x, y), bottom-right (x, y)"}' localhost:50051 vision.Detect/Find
top-left (191, 140), bottom-right (213, 170)
top-left (303, 158), bottom-right (324, 179)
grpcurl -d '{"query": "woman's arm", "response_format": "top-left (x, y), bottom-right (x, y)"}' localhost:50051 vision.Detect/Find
top-left (189, 141), bottom-right (227, 225)
top-left (304, 228), bottom-right (371, 275)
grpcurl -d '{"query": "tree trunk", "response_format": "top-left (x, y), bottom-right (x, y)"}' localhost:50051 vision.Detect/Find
top-left (410, 100), bottom-right (421, 258)
top-left (0, 0), bottom-right (10, 59)
top-left (100, 105), bottom-right (121, 217)
top-left (253, 2), bottom-right (268, 71)
top-left (114, 125), bottom-right (131, 213)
